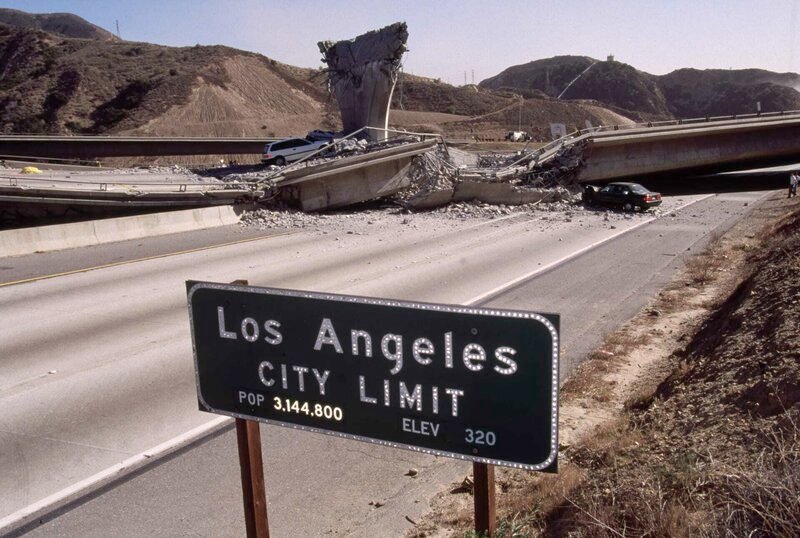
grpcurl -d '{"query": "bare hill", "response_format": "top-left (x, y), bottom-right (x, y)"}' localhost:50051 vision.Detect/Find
top-left (0, 23), bottom-right (335, 137)
top-left (0, 8), bottom-right (117, 41)
top-left (123, 55), bottom-right (333, 137)
top-left (388, 71), bottom-right (634, 138)
top-left (480, 56), bottom-right (596, 97)
top-left (0, 8), bottom-right (638, 148)
top-left (3, 8), bottom-right (799, 147)
top-left (660, 68), bottom-right (800, 117)
top-left (482, 55), bottom-right (800, 121)
top-left (0, 19), bottom-right (634, 144)
top-left (393, 74), bottom-right (517, 116)
top-left (480, 55), bottom-right (672, 120)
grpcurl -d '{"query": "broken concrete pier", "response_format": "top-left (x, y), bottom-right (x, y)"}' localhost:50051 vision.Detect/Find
top-left (318, 22), bottom-right (408, 142)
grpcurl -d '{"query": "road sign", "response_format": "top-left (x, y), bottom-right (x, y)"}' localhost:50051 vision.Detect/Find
top-left (187, 281), bottom-right (559, 471)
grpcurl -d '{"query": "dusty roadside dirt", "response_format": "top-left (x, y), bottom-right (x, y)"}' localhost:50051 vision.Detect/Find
top-left (407, 192), bottom-right (800, 537)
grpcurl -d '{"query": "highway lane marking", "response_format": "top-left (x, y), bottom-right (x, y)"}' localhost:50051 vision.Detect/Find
top-left (467, 194), bottom-right (717, 306)
top-left (0, 416), bottom-right (232, 534)
top-left (0, 212), bottom-right (534, 289)
top-left (0, 231), bottom-right (298, 288)
top-left (0, 197), bottom-right (720, 529)
top-left (0, 211), bottom-right (538, 527)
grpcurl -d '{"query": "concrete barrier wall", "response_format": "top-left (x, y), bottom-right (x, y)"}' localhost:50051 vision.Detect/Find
top-left (0, 205), bottom-right (245, 258)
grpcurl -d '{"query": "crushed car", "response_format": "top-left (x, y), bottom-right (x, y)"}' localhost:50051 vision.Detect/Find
top-left (582, 182), bottom-right (662, 211)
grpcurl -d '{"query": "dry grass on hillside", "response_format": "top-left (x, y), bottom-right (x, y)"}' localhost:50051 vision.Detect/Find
top-left (409, 196), bottom-right (800, 538)
top-left (546, 203), bottom-right (800, 537)
top-left (1, 24), bottom-right (634, 143)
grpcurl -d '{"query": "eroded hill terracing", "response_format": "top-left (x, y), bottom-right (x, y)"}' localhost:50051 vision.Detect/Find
top-left (481, 55), bottom-right (800, 121)
top-left (0, 11), bottom-right (632, 143)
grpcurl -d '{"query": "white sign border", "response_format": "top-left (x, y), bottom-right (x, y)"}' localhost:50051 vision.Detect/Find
top-left (186, 281), bottom-right (560, 471)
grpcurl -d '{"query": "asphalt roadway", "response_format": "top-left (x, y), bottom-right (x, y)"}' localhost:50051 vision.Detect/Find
top-left (0, 190), bottom-right (773, 537)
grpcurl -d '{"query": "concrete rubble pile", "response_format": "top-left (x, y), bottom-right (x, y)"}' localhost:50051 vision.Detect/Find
top-left (200, 126), bottom-right (587, 213)
top-left (391, 144), bottom-right (459, 206)
top-left (458, 138), bottom-right (588, 187)
top-left (107, 164), bottom-right (203, 179)
top-left (240, 202), bottom-right (326, 230)
top-left (394, 140), bottom-right (584, 210)
top-left (521, 138), bottom-right (588, 188)
top-left (228, 137), bottom-right (586, 213)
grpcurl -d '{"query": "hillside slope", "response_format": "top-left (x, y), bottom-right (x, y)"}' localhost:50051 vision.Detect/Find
top-left (0, 8), bottom-right (117, 40)
top-left (480, 56), bottom-right (672, 120)
top-left (0, 23), bottom-right (335, 136)
top-left (660, 68), bottom-right (800, 117)
top-left (0, 8), bottom-right (639, 147)
top-left (482, 55), bottom-right (800, 120)
top-left (0, 17), bottom-right (634, 143)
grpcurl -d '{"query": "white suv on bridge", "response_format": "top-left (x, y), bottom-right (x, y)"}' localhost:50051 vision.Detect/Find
top-left (261, 137), bottom-right (331, 166)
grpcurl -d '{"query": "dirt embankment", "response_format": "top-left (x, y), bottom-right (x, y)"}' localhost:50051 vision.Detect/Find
top-left (552, 200), bottom-right (800, 537)
top-left (1, 16), bottom-right (633, 145)
top-left (409, 194), bottom-right (800, 537)
top-left (480, 55), bottom-right (800, 121)
top-left (122, 55), bottom-right (329, 138)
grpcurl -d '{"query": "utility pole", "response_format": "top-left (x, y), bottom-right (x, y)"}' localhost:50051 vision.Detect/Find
top-left (115, 20), bottom-right (120, 39)
top-left (518, 95), bottom-right (523, 131)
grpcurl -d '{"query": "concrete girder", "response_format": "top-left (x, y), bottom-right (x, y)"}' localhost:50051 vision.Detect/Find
top-left (576, 117), bottom-right (800, 182)
top-left (0, 136), bottom-right (273, 159)
top-left (274, 139), bottom-right (436, 211)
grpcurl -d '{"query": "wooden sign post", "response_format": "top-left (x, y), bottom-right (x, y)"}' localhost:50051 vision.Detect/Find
top-left (236, 418), bottom-right (270, 538)
top-left (473, 462), bottom-right (496, 536)
top-left (231, 280), bottom-right (270, 538)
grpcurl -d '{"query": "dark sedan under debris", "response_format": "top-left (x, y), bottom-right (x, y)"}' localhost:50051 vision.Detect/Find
top-left (583, 182), bottom-right (662, 211)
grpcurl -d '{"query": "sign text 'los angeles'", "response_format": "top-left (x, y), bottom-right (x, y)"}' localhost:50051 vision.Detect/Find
top-left (187, 281), bottom-right (559, 471)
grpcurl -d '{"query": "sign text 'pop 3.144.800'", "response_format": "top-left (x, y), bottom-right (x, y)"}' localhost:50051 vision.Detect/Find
top-left (186, 281), bottom-right (560, 471)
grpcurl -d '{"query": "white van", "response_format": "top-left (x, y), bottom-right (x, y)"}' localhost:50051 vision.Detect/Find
top-left (261, 137), bottom-right (331, 166)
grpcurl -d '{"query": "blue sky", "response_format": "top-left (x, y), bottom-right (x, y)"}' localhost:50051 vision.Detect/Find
top-left (3, 1), bottom-right (799, 83)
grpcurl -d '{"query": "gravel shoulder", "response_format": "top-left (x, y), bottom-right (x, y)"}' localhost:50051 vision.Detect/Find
top-left (408, 192), bottom-right (800, 537)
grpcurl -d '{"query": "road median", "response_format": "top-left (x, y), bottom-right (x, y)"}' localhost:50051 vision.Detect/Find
top-left (0, 204), bottom-right (251, 258)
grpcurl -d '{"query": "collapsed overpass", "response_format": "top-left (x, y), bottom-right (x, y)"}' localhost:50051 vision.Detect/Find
top-left (1, 111), bottom-right (799, 217)
top-left (0, 135), bottom-right (276, 160)
top-left (549, 111), bottom-right (800, 182)
top-left (0, 131), bottom-right (438, 217)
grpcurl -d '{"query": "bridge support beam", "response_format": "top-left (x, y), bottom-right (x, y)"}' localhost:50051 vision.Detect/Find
top-left (275, 139), bottom-right (435, 211)
top-left (577, 120), bottom-right (800, 182)
top-left (0, 138), bottom-right (268, 159)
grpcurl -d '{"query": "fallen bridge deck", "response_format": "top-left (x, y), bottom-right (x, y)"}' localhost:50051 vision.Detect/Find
top-left (0, 170), bottom-right (257, 213)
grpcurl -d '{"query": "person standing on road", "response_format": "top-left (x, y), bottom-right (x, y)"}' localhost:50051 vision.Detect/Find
top-left (790, 170), bottom-right (799, 198)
